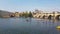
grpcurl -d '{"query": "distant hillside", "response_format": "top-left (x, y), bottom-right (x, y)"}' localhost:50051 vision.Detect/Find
top-left (0, 10), bottom-right (14, 17)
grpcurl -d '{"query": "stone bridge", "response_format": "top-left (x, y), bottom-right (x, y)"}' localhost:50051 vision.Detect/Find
top-left (33, 12), bottom-right (60, 20)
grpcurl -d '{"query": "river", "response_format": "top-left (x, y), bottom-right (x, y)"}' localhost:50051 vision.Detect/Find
top-left (0, 18), bottom-right (60, 34)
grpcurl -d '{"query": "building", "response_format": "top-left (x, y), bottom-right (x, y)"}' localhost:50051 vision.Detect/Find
top-left (15, 12), bottom-right (20, 17)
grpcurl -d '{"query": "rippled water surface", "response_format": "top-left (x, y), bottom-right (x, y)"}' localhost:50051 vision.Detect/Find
top-left (0, 18), bottom-right (60, 34)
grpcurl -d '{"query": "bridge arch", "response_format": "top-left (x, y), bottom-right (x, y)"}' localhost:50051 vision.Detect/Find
top-left (48, 15), bottom-right (53, 19)
top-left (42, 15), bottom-right (46, 19)
top-left (55, 15), bottom-right (60, 20)
top-left (38, 16), bottom-right (41, 18)
top-left (9, 14), bottom-right (15, 17)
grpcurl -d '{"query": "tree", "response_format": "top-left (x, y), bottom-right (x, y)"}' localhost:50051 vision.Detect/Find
top-left (21, 11), bottom-right (33, 18)
top-left (21, 12), bottom-right (29, 18)
top-left (24, 12), bottom-right (29, 18)
top-left (28, 11), bottom-right (33, 18)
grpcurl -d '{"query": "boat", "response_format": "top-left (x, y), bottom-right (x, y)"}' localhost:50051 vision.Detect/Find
top-left (56, 26), bottom-right (60, 30)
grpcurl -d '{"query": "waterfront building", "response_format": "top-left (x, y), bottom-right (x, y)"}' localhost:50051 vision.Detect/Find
top-left (15, 12), bottom-right (20, 17)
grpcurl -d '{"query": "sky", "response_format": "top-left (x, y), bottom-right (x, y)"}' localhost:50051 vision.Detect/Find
top-left (0, 0), bottom-right (60, 12)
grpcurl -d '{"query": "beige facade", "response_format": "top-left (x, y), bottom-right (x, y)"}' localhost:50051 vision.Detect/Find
top-left (15, 12), bottom-right (20, 17)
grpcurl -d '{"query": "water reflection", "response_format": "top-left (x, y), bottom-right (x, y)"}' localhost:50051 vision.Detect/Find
top-left (0, 18), bottom-right (60, 34)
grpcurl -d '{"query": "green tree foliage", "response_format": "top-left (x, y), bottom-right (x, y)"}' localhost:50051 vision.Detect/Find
top-left (22, 12), bottom-right (25, 17)
top-left (21, 11), bottom-right (33, 18)
top-left (24, 12), bottom-right (29, 18)
top-left (28, 11), bottom-right (33, 18)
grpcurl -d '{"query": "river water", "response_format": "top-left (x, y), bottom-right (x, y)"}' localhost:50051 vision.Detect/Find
top-left (0, 18), bottom-right (60, 34)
